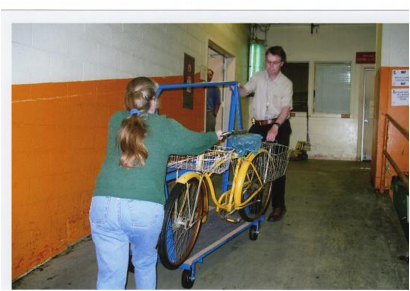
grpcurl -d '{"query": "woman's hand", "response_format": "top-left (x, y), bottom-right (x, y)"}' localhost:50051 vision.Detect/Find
top-left (216, 130), bottom-right (224, 141)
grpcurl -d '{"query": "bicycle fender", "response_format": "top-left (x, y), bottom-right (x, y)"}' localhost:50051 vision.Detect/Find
top-left (233, 158), bottom-right (254, 206)
top-left (234, 148), bottom-right (272, 206)
top-left (175, 172), bottom-right (202, 184)
top-left (175, 172), bottom-right (210, 223)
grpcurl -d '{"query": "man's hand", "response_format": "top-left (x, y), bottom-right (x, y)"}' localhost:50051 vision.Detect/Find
top-left (238, 83), bottom-right (248, 97)
top-left (266, 125), bottom-right (278, 142)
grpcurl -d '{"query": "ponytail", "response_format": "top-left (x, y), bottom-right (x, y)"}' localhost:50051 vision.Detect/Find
top-left (118, 114), bottom-right (148, 168)
top-left (117, 77), bottom-right (158, 168)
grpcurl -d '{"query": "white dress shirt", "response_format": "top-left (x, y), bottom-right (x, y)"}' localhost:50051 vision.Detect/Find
top-left (244, 70), bottom-right (293, 120)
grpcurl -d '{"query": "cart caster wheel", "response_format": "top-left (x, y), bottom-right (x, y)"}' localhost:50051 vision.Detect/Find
top-left (181, 269), bottom-right (195, 289)
top-left (249, 225), bottom-right (259, 240)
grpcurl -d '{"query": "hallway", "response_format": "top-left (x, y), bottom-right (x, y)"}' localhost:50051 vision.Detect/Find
top-left (12, 160), bottom-right (409, 289)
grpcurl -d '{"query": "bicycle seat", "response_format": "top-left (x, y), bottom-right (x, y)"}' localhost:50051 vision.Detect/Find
top-left (227, 133), bottom-right (263, 157)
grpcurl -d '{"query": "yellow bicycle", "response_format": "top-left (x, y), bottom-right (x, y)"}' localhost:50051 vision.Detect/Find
top-left (158, 134), bottom-right (291, 269)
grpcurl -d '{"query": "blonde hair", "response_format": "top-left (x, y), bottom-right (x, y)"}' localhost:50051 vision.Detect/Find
top-left (117, 77), bottom-right (158, 168)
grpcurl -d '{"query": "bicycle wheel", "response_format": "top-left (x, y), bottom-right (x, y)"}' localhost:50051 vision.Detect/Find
top-left (158, 178), bottom-right (205, 270)
top-left (238, 150), bottom-right (273, 222)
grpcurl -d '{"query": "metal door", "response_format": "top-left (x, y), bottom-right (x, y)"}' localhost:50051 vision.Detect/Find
top-left (361, 68), bottom-right (376, 161)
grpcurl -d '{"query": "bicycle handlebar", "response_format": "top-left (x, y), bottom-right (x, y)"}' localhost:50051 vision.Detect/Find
top-left (220, 130), bottom-right (249, 137)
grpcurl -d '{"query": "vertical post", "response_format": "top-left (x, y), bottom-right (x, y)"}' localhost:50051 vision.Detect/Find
top-left (380, 115), bottom-right (389, 193)
top-left (227, 85), bottom-right (237, 132)
top-left (233, 83), bottom-right (243, 131)
top-left (223, 84), bottom-right (241, 193)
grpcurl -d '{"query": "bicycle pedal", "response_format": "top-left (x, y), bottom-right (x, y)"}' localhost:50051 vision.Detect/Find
top-left (226, 217), bottom-right (242, 224)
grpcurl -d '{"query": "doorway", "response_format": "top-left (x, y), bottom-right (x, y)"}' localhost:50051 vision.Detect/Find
top-left (207, 41), bottom-right (236, 132)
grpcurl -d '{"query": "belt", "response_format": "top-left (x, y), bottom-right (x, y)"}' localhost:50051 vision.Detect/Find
top-left (252, 118), bottom-right (277, 126)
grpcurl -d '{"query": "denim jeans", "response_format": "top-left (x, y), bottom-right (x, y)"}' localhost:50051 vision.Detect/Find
top-left (89, 196), bottom-right (164, 290)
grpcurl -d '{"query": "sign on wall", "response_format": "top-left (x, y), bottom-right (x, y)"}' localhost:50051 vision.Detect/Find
top-left (391, 88), bottom-right (409, 106)
top-left (355, 52), bottom-right (375, 64)
top-left (183, 53), bottom-right (195, 109)
top-left (392, 69), bottom-right (409, 86)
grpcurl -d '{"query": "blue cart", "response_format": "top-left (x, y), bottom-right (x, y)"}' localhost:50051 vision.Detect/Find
top-left (159, 82), bottom-right (266, 289)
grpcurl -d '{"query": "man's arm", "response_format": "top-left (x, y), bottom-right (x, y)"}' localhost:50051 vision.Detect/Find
top-left (239, 77), bottom-right (256, 98)
top-left (266, 106), bottom-right (291, 142)
top-left (274, 106), bottom-right (290, 127)
top-left (266, 78), bottom-right (293, 142)
top-left (238, 85), bottom-right (249, 97)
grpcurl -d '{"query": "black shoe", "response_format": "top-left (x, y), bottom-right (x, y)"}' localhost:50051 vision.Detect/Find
top-left (267, 207), bottom-right (287, 222)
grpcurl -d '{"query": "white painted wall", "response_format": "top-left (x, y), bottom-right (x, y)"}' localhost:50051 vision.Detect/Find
top-left (12, 23), bottom-right (249, 85)
top-left (381, 24), bottom-right (409, 67)
top-left (259, 24), bottom-right (377, 160)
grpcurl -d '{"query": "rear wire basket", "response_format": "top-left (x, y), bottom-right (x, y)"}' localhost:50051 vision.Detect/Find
top-left (167, 146), bottom-right (234, 174)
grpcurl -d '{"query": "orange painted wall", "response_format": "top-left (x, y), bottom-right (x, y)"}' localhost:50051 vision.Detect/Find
top-left (371, 66), bottom-right (409, 191)
top-left (156, 74), bottom-right (205, 132)
top-left (12, 74), bottom-right (205, 280)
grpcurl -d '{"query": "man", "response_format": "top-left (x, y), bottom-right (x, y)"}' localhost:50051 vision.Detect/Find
top-left (206, 69), bottom-right (221, 132)
top-left (239, 46), bottom-right (293, 222)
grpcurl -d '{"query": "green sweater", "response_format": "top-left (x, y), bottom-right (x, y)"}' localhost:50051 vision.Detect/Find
top-left (93, 111), bottom-right (217, 205)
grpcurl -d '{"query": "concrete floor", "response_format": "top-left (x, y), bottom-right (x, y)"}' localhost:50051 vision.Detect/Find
top-left (13, 160), bottom-right (409, 289)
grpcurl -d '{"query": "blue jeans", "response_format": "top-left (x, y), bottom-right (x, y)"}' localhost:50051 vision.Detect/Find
top-left (89, 196), bottom-right (164, 290)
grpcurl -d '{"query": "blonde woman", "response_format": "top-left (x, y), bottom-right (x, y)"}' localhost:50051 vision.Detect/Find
top-left (90, 77), bottom-right (222, 289)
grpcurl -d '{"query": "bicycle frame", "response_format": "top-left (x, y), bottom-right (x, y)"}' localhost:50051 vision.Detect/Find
top-left (173, 149), bottom-right (270, 217)
top-left (160, 81), bottom-right (243, 216)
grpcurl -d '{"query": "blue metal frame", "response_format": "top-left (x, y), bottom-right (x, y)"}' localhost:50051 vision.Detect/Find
top-left (158, 81), bottom-right (264, 286)
top-left (156, 81), bottom-right (242, 135)
top-left (157, 81), bottom-right (243, 194)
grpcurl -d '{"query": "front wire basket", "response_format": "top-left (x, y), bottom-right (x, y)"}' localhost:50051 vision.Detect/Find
top-left (260, 142), bottom-right (292, 182)
top-left (167, 146), bottom-right (234, 174)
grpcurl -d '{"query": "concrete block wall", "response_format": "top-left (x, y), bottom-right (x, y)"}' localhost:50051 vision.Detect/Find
top-left (12, 79), bottom-right (126, 279)
top-left (13, 23), bottom-right (249, 85)
top-left (12, 23), bottom-right (249, 280)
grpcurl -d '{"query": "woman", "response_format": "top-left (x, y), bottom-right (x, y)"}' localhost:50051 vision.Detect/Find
top-left (90, 77), bottom-right (222, 289)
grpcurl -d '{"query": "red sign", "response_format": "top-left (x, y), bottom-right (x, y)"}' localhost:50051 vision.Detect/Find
top-left (356, 52), bottom-right (376, 64)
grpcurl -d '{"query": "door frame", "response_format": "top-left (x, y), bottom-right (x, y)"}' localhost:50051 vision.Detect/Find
top-left (359, 66), bottom-right (376, 161)
top-left (207, 40), bottom-right (236, 132)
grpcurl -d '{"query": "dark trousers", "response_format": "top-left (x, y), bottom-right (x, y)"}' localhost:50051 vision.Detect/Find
top-left (249, 119), bottom-right (291, 209)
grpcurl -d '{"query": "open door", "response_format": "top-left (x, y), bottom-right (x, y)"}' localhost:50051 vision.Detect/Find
top-left (207, 41), bottom-right (236, 132)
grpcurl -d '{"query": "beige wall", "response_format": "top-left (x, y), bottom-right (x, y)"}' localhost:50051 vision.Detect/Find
top-left (381, 24), bottom-right (409, 67)
top-left (259, 24), bottom-right (377, 160)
